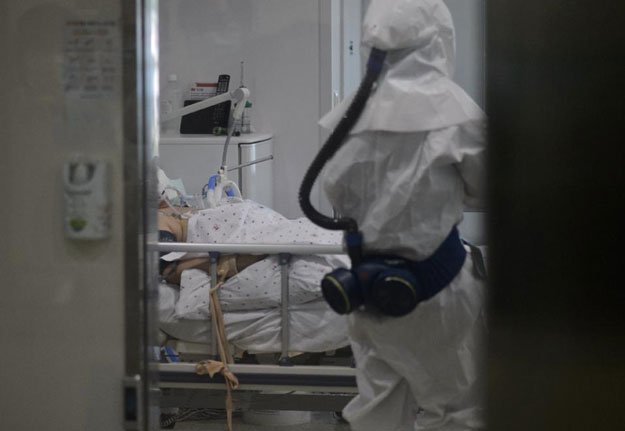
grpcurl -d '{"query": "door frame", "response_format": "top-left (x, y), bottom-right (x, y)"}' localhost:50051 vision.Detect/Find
top-left (122, 0), bottom-right (160, 429)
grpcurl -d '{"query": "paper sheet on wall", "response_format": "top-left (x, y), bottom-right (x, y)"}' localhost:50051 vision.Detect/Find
top-left (63, 19), bottom-right (119, 99)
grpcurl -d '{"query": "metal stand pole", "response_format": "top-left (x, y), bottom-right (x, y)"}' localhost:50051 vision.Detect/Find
top-left (278, 253), bottom-right (292, 366)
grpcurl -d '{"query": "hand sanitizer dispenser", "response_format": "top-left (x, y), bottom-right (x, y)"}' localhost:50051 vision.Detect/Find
top-left (63, 159), bottom-right (111, 240)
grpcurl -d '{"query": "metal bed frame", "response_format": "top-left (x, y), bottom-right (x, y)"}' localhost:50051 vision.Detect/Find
top-left (152, 241), bottom-right (357, 411)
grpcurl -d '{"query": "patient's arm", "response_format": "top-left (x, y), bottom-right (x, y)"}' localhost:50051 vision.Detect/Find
top-left (162, 257), bottom-right (212, 285)
top-left (158, 210), bottom-right (265, 284)
top-left (162, 254), bottom-right (266, 285)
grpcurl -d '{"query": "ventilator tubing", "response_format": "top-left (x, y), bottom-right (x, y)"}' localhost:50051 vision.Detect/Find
top-left (299, 47), bottom-right (386, 267)
top-left (298, 48), bottom-right (387, 250)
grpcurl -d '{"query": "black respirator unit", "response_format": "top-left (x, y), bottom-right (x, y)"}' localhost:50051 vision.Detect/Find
top-left (320, 228), bottom-right (465, 317)
top-left (299, 48), bottom-right (466, 317)
top-left (321, 232), bottom-right (419, 316)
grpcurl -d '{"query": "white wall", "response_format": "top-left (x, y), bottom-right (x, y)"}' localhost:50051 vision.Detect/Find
top-left (160, 0), bottom-right (323, 218)
top-left (444, 0), bottom-right (487, 244)
top-left (444, 0), bottom-right (486, 108)
top-left (0, 1), bottom-right (126, 430)
top-left (158, 0), bottom-right (486, 223)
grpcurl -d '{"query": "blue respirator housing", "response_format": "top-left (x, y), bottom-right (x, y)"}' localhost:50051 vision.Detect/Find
top-left (321, 227), bottom-right (467, 317)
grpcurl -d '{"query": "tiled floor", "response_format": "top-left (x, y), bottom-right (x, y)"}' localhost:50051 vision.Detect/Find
top-left (173, 411), bottom-right (351, 430)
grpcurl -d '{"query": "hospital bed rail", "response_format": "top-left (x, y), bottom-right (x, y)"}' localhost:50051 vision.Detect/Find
top-left (159, 362), bottom-right (357, 412)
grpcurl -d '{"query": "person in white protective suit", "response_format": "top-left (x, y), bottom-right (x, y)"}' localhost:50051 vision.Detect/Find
top-left (318, 0), bottom-right (487, 430)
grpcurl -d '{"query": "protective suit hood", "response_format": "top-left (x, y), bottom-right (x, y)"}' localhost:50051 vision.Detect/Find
top-left (320, 0), bottom-right (483, 133)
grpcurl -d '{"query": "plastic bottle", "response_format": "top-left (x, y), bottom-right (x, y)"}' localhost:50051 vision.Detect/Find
top-left (160, 74), bottom-right (183, 135)
top-left (242, 101), bottom-right (253, 133)
top-left (237, 61), bottom-right (253, 134)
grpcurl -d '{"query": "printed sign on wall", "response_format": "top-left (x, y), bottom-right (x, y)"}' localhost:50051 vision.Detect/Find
top-left (63, 19), bottom-right (119, 99)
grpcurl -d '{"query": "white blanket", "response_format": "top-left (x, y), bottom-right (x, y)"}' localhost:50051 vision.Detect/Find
top-left (186, 199), bottom-right (342, 246)
top-left (160, 283), bottom-right (350, 353)
top-left (176, 254), bottom-right (345, 318)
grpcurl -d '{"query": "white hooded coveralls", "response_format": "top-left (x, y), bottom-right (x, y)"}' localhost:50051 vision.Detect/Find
top-left (320, 1), bottom-right (486, 429)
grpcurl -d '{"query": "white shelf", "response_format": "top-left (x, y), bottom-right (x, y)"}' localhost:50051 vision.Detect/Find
top-left (160, 132), bottom-right (273, 145)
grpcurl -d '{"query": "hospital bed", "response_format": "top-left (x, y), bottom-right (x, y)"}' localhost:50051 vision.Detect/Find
top-left (154, 85), bottom-right (359, 423)
top-left (157, 241), bottom-right (351, 358)
top-left (154, 240), bottom-right (358, 414)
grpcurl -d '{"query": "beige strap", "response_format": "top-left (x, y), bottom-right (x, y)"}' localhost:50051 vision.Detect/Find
top-left (197, 277), bottom-right (238, 430)
top-left (195, 360), bottom-right (239, 388)
top-left (209, 282), bottom-right (234, 364)
top-left (180, 217), bottom-right (188, 242)
top-left (196, 360), bottom-right (239, 431)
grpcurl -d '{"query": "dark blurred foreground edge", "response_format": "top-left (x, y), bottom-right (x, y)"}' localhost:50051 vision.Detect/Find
top-left (487, 1), bottom-right (625, 430)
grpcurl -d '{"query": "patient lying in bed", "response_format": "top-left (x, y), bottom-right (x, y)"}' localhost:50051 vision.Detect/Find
top-left (158, 199), bottom-right (345, 289)
top-left (157, 199), bottom-right (351, 352)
